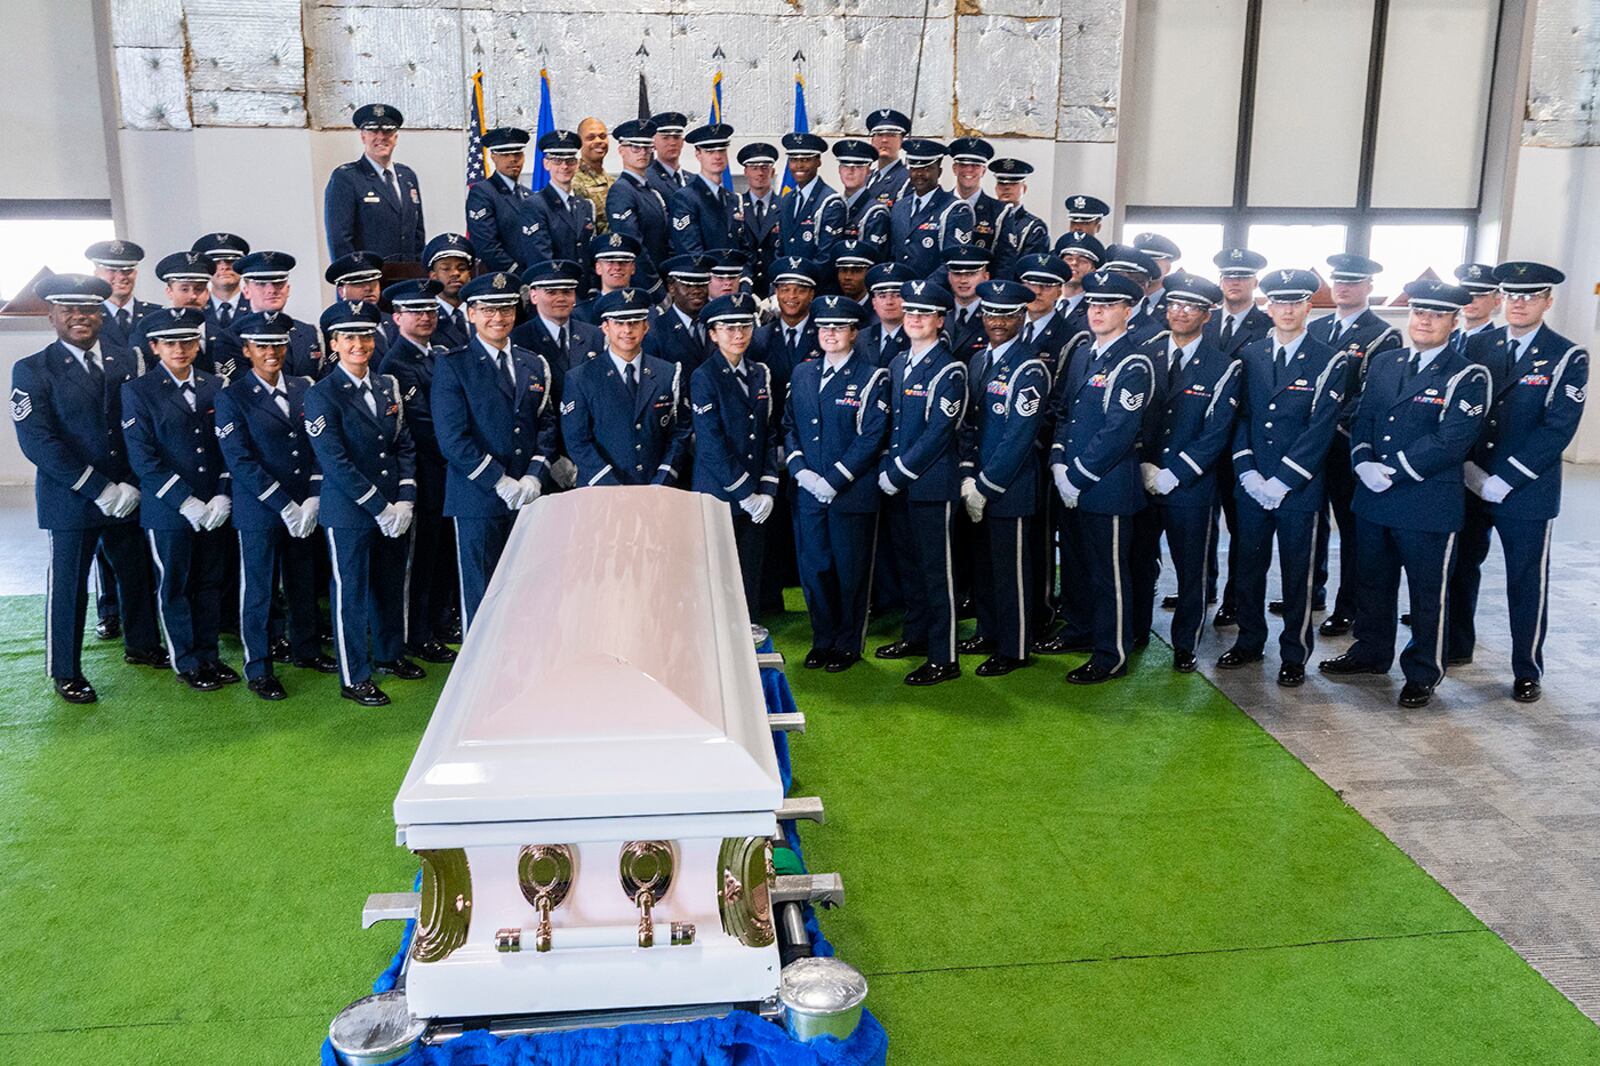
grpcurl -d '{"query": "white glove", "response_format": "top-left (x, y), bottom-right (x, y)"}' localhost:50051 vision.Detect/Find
top-left (298, 497), bottom-right (321, 537)
top-left (1463, 461), bottom-right (1488, 495)
top-left (960, 477), bottom-right (987, 522)
top-left (178, 495), bottom-right (208, 531)
top-left (494, 474), bottom-right (522, 509)
top-left (376, 502), bottom-right (404, 537)
top-left (202, 494), bottom-right (231, 531)
top-left (796, 470), bottom-right (836, 505)
top-left (1259, 476), bottom-right (1290, 510)
top-left (1481, 474), bottom-right (1513, 504)
top-left (1355, 461), bottom-right (1396, 494)
top-left (94, 483), bottom-right (121, 517)
top-left (279, 500), bottom-right (304, 533)
top-left (748, 493), bottom-right (774, 524)
top-left (1239, 470), bottom-right (1269, 509)
top-left (1050, 463), bottom-right (1072, 505)
top-left (516, 474), bottom-right (543, 507)
top-left (391, 500), bottom-right (414, 537)
top-left (1140, 462), bottom-right (1161, 494)
top-left (551, 456), bottom-right (578, 490)
top-left (877, 471), bottom-right (899, 496)
top-left (1151, 468), bottom-right (1180, 495)
top-left (113, 483), bottom-right (141, 518)
top-left (737, 494), bottom-right (761, 519)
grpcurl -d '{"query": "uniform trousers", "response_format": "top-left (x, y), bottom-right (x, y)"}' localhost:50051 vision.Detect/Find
top-left (454, 513), bottom-right (515, 635)
top-left (407, 507), bottom-right (457, 645)
top-left (1158, 504), bottom-right (1217, 656)
top-left (793, 503), bottom-right (877, 655)
top-left (1129, 506), bottom-right (1164, 646)
top-left (1345, 517), bottom-right (1457, 688)
top-left (972, 514), bottom-right (1034, 661)
top-left (1314, 438), bottom-right (1357, 615)
top-left (728, 506), bottom-right (768, 620)
top-left (1076, 511), bottom-right (1135, 672)
top-left (1232, 495), bottom-right (1320, 666)
top-left (326, 525), bottom-right (409, 686)
top-left (238, 526), bottom-right (320, 681)
top-left (1447, 510), bottom-right (1554, 681)
top-left (147, 526), bottom-right (228, 674)
top-left (46, 523), bottom-right (159, 680)
top-left (886, 497), bottom-right (958, 665)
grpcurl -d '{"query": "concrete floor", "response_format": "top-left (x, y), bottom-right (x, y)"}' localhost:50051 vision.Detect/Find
top-left (3, 471), bottom-right (1598, 1020)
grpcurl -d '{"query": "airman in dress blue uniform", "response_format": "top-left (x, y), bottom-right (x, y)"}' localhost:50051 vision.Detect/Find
top-left (940, 243), bottom-right (992, 360)
top-left (827, 241), bottom-right (877, 307)
top-left (423, 233), bottom-right (476, 351)
top-left (324, 252), bottom-right (390, 364)
top-left (647, 112), bottom-right (691, 199)
top-left (192, 232), bottom-right (250, 332)
top-left (466, 127), bottom-right (536, 274)
top-left (376, 280), bottom-right (460, 665)
top-left (525, 130), bottom-right (597, 292)
top-left (86, 240), bottom-right (159, 350)
top-left (669, 124), bottom-right (746, 257)
top-left (862, 109), bottom-right (912, 208)
top-left (607, 119), bottom-right (672, 295)
top-left (874, 281), bottom-right (967, 686)
top-left (643, 254), bottom-right (715, 371)
top-left (1048, 272), bottom-right (1156, 684)
top-left (213, 312), bottom-right (336, 700)
top-left (1059, 194), bottom-right (1110, 237)
top-left (121, 308), bottom-right (237, 692)
top-left (1131, 232), bottom-right (1180, 322)
top-left (960, 280), bottom-right (1052, 677)
top-left (857, 263), bottom-right (916, 367)
top-left (1446, 262), bottom-right (1588, 704)
top-left (131, 251), bottom-right (226, 376)
top-left (1053, 232), bottom-right (1105, 340)
top-left (430, 273), bottom-right (557, 633)
top-left (1138, 272), bottom-right (1242, 671)
top-left (778, 132), bottom-right (845, 260)
top-left (1306, 253), bottom-right (1404, 635)
top-left (1102, 244), bottom-right (1166, 347)
top-left (561, 287), bottom-right (693, 490)
top-left (577, 231), bottom-right (645, 325)
top-left (303, 301), bottom-right (424, 707)
top-left (213, 252), bottom-right (324, 379)
top-left (1219, 269), bottom-right (1348, 687)
top-left (834, 140), bottom-right (891, 261)
top-left (324, 104), bottom-right (425, 262)
top-left (1319, 280), bottom-right (1489, 708)
top-left (738, 142), bottom-right (783, 296)
top-left (511, 260), bottom-right (606, 395)
top-left (11, 274), bottom-right (163, 703)
top-left (753, 257), bottom-right (825, 399)
top-left (988, 159), bottom-right (1050, 280)
top-left (784, 295), bottom-right (891, 673)
top-left (1452, 263), bottom-right (1502, 352)
top-left (889, 139), bottom-right (975, 279)
top-left (948, 138), bottom-right (1005, 254)
top-left (692, 292), bottom-right (782, 616)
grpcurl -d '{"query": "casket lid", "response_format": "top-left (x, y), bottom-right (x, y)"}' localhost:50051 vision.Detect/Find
top-left (395, 488), bottom-right (784, 827)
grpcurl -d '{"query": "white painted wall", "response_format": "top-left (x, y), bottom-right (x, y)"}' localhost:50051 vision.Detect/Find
top-left (1, 0), bottom-right (111, 200)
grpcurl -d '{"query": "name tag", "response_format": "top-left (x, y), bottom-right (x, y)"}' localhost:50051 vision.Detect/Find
top-left (363, 193), bottom-right (381, 203)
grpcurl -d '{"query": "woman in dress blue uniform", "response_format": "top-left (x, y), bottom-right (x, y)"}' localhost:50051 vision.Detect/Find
top-left (213, 313), bottom-right (336, 700)
top-left (690, 292), bottom-right (781, 616)
top-left (303, 301), bottom-right (424, 707)
top-left (783, 295), bottom-right (891, 673)
top-left (121, 308), bottom-right (238, 692)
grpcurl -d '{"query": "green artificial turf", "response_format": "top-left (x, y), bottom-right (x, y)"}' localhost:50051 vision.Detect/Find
top-left (0, 591), bottom-right (1596, 1064)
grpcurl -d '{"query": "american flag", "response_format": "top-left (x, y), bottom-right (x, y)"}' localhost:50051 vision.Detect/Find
top-left (466, 69), bottom-right (488, 186)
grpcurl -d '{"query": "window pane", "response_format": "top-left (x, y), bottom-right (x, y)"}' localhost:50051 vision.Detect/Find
top-left (1367, 223), bottom-right (1470, 301)
top-left (1370, 0), bottom-right (1497, 209)
top-left (1123, 0), bottom-right (1249, 207)
top-left (0, 219), bottom-right (117, 302)
top-left (1247, 222), bottom-right (1348, 275)
top-left (1248, 0), bottom-right (1374, 208)
top-left (1122, 219), bottom-right (1228, 280)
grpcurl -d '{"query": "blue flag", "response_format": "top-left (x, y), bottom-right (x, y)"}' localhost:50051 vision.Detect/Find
top-left (531, 68), bottom-right (556, 192)
top-left (465, 70), bottom-right (488, 187)
top-left (780, 73), bottom-right (807, 198)
top-left (708, 69), bottom-right (734, 191)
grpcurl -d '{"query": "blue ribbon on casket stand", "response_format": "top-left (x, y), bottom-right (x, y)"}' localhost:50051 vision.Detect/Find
top-left (322, 640), bottom-right (886, 1065)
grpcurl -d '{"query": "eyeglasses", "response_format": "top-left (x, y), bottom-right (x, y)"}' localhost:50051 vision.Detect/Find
top-left (473, 306), bottom-right (518, 319)
top-left (1503, 290), bottom-right (1550, 303)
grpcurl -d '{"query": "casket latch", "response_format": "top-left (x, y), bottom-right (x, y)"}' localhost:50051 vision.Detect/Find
top-left (517, 844), bottom-right (575, 953)
top-left (620, 840), bottom-right (676, 948)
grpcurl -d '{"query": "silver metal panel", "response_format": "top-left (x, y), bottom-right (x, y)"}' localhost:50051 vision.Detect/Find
top-left (110, 0), bottom-right (184, 48)
top-left (307, 5), bottom-right (468, 129)
top-left (114, 46), bottom-right (193, 131)
top-left (187, 11), bottom-right (306, 94)
top-left (1057, 0), bottom-right (1123, 142)
top-left (954, 14), bottom-right (1062, 136)
top-left (1525, 0), bottom-right (1600, 147)
top-left (192, 90), bottom-right (308, 127)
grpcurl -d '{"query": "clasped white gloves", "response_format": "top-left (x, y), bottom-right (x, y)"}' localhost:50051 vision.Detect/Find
top-left (960, 477), bottom-right (987, 522)
top-left (178, 495), bottom-right (208, 531)
top-left (94, 482), bottom-right (140, 518)
top-left (279, 501), bottom-right (318, 539)
top-left (551, 456), bottom-right (578, 490)
top-left (1355, 461), bottom-right (1396, 494)
top-left (516, 474), bottom-right (543, 507)
top-left (877, 471), bottom-right (900, 496)
top-left (1050, 464), bottom-right (1079, 509)
top-left (1480, 475), bottom-right (1512, 504)
top-left (796, 470), bottom-right (837, 505)
top-left (1257, 476), bottom-right (1290, 510)
top-left (200, 495), bottom-right (231, 531)
top-left (376, 501), bottom-right (414, 538)
top-left (738, 493), bottom-right (775, 524)
top-left (494, 475), bottom-right (523, 509)
top-left (1141, 462), bottom-right (1179, 496)
top-left (1463, 461), bottom-right (1488, 495)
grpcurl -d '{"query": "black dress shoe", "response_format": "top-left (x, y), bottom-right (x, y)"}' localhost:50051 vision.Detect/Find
top-left (248, 676), bottom-right (288, 701)
top-left (803, 647), bottom-right (829, 669)
top-left (375, 657), bottom-right (426, 681)
top-left (178, 669), bottom-right (222, 692)
top-left (406, 640), bottom-right (458, 664)
top-left (1319, 653), bottom-right (1388, 676)
top-left (874, 640), bottom-right (926, 660)
top-left (905, 661), bottom-right (960, 686)
top-left (1277, 663), bottom-right (1306, 687)
top-left (957, 635), bottom-right (996, 655)
top-left (1513, 678), bottom-right (1542, 703)
top-left (205, 662), bottom-right (241, 685)
top-left (293, 653), bottom-right (340, 674)
top-left (1161, 594), bottom-right (1180, 610)
top-left (1270, 598), bottom-right (1325, 616)
top-left (1398, 681), bottom-right (1433, 708)
top-left (123, 646), bottom-right (169, 669)
top-left (975, 654), bottom-right (1030, 677)
top-left (1212, 605), bottom-right (1238, 628)
top-left (1216, 647), bottom-right (1264, 669)
top-left (94, 618), bottom-right (121, 640)
top-left (825, 651), bottom-right (861, 673)
top-left (1030, 633), bottom-right (1091, 655)
top-left (1066, 661), bottom-right (1127, 685)
top-left (1318, 615), bottom-right (1353, 637)
top-left (1447, 654), bottom-right (1473, 667)
top-left (341, 680), bottom-right (391, 707)
top-left (54, 676), bottom-right (97, 704)
top-left (956, 596), bottom-right (976, 620)
top-left (1173, 650), bottom-right (1197, 673)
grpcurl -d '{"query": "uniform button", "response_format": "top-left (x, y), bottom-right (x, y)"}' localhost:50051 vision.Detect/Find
top-left (381, 469), bottom-right (389, 476)
top-left (811, 419), bottom-right (818, 425)
top-left (1162, 447), bottom-right (1171, 455)
top-left (292, 468), bottom-right (300, 475)
top-left (635, 422), bottom-right (642, 430)
top-left (1388, 415), bottom-right (1395, 422)
top-left (193, 427), bottom-right (200, 435)
top-left (1163, 428), bottom-right (1171, 436)
top-left (1486, 442), bottom-right (1496, 449)
top-left (379, 451), bottom-right (387, 458)
top-left (1268, 403), bottom-right (1276, 411)
top-left (110, 449), bottom-right (118, 457)
top-left (635, 464), bottom-right (643, 471)
top-left (1382, 435), bottom-right (1391, 441)
top-left (195, 446), bottom-right (204, 453)
top-left (197, 465), bottom-right (206, 473)
top-left (1264, 421), bottom-right (1273, 429)
top-left (514, 448), bottom-right (523, 456)
top-left (291, 450), bottom-right (299, 457)
top-left (513, 426), bottom-right (521, 434)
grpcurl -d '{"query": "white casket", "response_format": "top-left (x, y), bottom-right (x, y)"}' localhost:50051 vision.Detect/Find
top-left (394, 486), bottom-right (785, 1022)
